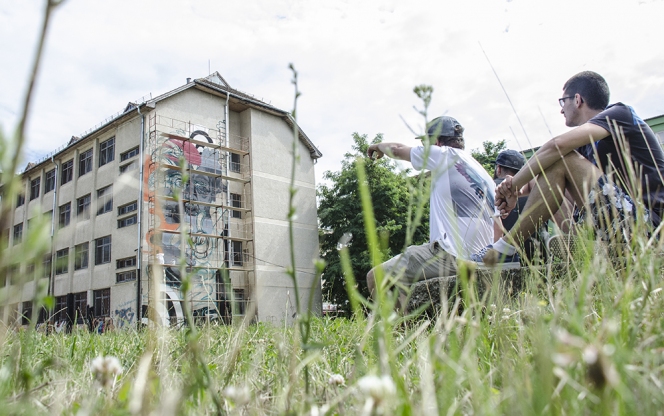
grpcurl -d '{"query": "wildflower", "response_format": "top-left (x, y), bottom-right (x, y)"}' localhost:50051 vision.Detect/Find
top-left (328, 373), bottom-right (345, 386)
top-left (91, 355), bottom-right (123, 388)
top-left (223, 385), bottom-right (250, 406)
top-left (357, 375), bottom-right (396, 404)
top-left (310, 404), bottom-right (330, 416)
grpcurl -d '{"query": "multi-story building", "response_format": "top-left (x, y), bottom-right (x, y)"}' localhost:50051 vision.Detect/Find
top-left (2, 72), bottom-right (322, 329)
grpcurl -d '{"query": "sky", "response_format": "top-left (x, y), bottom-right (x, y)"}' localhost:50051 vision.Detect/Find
top-left (2, 0), bottom-right (664, 187)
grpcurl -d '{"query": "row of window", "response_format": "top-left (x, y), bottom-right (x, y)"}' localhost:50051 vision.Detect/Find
top-left (54, 236), bottom-right (112, 275)
top-left (16, 140), bottom-right (141, 206)
top-left (11, 199), bottom-right (137, 247)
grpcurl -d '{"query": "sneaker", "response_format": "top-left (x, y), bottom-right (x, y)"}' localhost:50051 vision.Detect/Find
top-left (470, 245), bottom-right (521, 270)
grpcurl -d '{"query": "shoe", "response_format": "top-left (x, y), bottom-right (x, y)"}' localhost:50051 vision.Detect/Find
top-left (470, 245), bottom-right (521, 270)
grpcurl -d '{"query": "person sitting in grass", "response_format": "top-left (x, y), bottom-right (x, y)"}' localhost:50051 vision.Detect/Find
top-left (365, 116), bottom-right (497, 304)
top-left (472, 71), bottom-right (664, 268)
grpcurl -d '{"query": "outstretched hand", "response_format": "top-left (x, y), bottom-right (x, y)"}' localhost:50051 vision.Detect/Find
top-left (367, 144), bottom-right (384, 160)
top-left (495, 175), bottom-right (518, 218)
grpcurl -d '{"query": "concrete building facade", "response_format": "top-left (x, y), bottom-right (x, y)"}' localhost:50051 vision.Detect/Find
top-left (2, 73), bottom-right (322, 329)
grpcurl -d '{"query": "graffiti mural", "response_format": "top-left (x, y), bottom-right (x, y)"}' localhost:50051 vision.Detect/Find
top-left (114, 300), bottom-right (135, 328)
top-left (143, 120), bottom-right (229, 323)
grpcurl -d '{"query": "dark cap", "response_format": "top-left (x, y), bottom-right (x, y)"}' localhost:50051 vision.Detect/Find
top-left (495, 150), bottom-right (526, 171)
top-left (416, 116), bottom-right (464, 141)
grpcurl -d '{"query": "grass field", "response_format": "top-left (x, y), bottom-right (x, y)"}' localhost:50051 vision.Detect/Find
top-left (2, 240), bottom-right (664, 415)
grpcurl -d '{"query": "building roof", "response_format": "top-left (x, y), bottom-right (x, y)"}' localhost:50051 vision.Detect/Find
top-left (22, 72), bottom-right (321, 174)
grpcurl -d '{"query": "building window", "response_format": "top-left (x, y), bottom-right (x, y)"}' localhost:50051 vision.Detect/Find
top-left (16, 193), bottom-right (25, 207)
top-left (8, 264), bottom-right (19, 285)
top-left (233, 289), bottom-right (246, 315)
top-left (231, 240), bottom-right (243, 266)
top-left (74, 242), bottom-right (89, 270)
top-left (116, 270), bottom-right (137, 283)
top-left (97, 186), bottom-right (113, 215)
top-left (231, 193), bottom-right (242, 219)
top-left (55, 248), bottom-right (69, 275)
top-left (21, 301), bottom-right (33, 325)
top-left (43, 254), bottom-right (52, 278)
top-left (54, 295), bottom-right (67, 323)
top-left (117, 215), bottom-right (137, 228)
top-left (95, 236), bottom-right (111, 265)
top-left (116, 256), bottom-right (136, 269)
top-left (26, 262), bottom-right (35, 276)
top-left (230, 153), bottom-right (241, 173)
top-left (120, 146), bottom-right (139, 162)
top-left (119, 161), bottom-right (137, 174)
top-left (99, 137), bottom-right (115, 167)
top-left (79, 148), bottom-right (93, 177)
top-left (118, 201), bottom-right (138, 216)
top-left (45, 169), bottom-right (56, 193)
top-left (59, 202), bottom-right (71, 228)
top-left (61, 159), bottom-right (73, 184)
top-left (93, 288), bottom-right (111, 317)
top-left (77, 194), bottom-right (91, 219)
top-left (30, 177), bottom-right (40, 200)
top-left (73, 292), bottom-right (87, 321)
top-left (13, 223), bottom-right (23, 245)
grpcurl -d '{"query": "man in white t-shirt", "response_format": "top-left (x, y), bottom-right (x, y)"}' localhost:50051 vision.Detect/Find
top-left (366, 116), bottom-right (496, 303)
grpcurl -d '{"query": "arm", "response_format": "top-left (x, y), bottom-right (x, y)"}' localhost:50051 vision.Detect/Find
top-left (367, 142), bottom-right (412, 162)
top-left (510, 123), bottom-right (609, 191)
top-left (495, 123), bottom-right (609, 214)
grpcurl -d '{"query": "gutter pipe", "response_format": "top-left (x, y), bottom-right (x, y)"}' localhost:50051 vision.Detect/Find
top-left (136, 104), bottom-right (145, 327)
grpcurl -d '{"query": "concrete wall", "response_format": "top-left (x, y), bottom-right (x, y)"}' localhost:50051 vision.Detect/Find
top-left (248, 108), bottom-right (321, 322)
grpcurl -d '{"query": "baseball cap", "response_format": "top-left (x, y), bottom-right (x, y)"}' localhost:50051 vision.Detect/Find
top-left (495, 150), bottom-right (526, 171)
top-left (415, 116), bottom-right (464, 141)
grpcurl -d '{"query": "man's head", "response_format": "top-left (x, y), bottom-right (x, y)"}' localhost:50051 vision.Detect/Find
top-left (417, 116), bottom-right (465, 150)
top-left (560, 71), bottom-right (610, 127)
top-left (494, 149), bottom-right (526, 178)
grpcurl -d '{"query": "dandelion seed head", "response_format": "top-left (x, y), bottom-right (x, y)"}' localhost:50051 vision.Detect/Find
top-left (91, 355), bottom-right (123, 387)
top-left (223, 385), bottom-right (250, 405)
top-left (328, 373), bottom-right (345, 386)
top-left (582, 345), bottom-right (599, 365)
top-left (357, 375), bottom-right (396, 404)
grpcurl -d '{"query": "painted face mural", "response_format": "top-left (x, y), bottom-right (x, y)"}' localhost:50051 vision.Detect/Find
top-left (144, 129), bottom-right (227, 289)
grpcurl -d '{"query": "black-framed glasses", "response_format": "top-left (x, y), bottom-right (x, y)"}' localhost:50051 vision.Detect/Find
top-left (558, 96), bottom-right (574, 107)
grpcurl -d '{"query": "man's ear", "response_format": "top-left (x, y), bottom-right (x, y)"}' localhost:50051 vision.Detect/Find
top-left (575, 93), bottom-right (584, 107)
top-left (495, 165), bottom-right (502, 177)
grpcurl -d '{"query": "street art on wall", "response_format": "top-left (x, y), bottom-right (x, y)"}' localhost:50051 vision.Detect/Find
top-left (114, 299), bottom-right (135, 328)
top-left (142, 121), bottom-right (230, 322)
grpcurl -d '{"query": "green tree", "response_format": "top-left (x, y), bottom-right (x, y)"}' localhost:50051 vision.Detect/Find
top-left (318, 133), bottom-right (429, 313)
top-left (471, 139), bottom-right (507, 177)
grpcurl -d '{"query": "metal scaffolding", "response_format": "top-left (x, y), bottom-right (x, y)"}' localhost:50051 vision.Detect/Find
top-left (144, 113), bottom-right (254, 325)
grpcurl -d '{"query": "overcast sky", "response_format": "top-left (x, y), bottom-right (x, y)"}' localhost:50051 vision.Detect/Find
top-left (2, 0), bottom-right (664, 186)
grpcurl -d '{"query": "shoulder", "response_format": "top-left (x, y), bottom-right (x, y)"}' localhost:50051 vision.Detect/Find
top-left (589, 103), bottom-right (633, 125)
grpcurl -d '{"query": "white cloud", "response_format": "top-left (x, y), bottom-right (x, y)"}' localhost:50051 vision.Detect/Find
top-left (2, 0), bottom-right (664, 184)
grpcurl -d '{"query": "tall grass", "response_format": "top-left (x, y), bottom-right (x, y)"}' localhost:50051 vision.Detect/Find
top-left (2, 1), bottom-right (664, 415)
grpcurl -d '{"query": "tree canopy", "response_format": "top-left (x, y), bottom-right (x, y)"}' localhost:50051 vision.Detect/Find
top-left (317, 133), bottom-right (429, 313)
top-left (470, 139), bottom-right (506, 178)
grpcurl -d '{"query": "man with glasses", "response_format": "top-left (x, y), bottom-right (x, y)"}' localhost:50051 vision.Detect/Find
top-left (472, 71), bottom-right (664, 268)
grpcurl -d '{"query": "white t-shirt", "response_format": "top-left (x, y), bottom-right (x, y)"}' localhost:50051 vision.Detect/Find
top-left (410, 145), bottom-right (496, 260)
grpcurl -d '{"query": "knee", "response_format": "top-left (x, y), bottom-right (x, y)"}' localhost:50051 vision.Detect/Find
top-left (366, 268), bottom-right (375, 293)
top-left (366, 268), bottom-right (375, 286)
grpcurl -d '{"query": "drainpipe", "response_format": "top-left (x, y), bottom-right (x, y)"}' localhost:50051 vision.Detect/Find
top-left (224, 93), bottom-right (232, 276)
top-left (136, 105), bottom-right (145, 327)
top-left (48, 155), bottom-right (57, 298)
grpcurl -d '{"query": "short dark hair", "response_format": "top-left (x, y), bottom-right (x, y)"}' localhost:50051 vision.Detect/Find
top-left (497, 165), bottom-right (519, 177)
top-left (562, 71), bottom-right (610, 111)
top-left (437, 135), bottom-right (465, 150)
